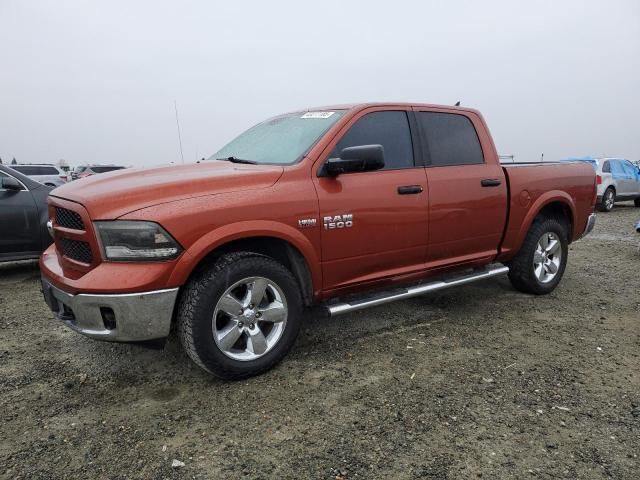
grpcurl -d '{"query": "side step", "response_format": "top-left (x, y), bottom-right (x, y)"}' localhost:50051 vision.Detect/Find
top-left (327, 264), bottom-right (509, 316)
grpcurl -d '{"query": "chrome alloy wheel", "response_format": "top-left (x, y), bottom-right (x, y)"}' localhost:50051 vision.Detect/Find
top-left (533, 232), bottom-right (562, 284)
top-left (604, 189), bottom-right (615, 210)
top-left (212, 277), bottom-right (288, 361)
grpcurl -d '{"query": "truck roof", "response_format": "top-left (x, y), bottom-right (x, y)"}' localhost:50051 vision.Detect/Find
top-left (300, 102), bottom-right (481, 115)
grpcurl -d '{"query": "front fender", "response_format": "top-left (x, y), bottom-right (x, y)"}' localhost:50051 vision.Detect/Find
top-left (167, 220), bottom-right (322, 292)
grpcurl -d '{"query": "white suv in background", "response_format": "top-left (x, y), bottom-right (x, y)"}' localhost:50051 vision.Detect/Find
top-left (8, 164), bottom-right (68, 187)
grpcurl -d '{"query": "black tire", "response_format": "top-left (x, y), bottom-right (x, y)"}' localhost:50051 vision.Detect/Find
top-left (177, 253), bottom-right (302, 380)
top-left (507, 216), bottom-right (569, 295)
top-left (634, 198), bottom-right (640, 207)
top-left (597, 187), bottom-right (615, 212)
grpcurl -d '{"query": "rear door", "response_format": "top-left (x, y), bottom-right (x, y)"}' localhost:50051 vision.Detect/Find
top-left (413, 108), bottom-right (508, 267)
top-left (313, 108), bottom-right (429, 291)
top-left (609, 160), bottom-right (629, 196)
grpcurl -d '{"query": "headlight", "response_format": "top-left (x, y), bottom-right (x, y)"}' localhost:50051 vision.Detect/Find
top-left (95, 221), bottom-right (182, 261)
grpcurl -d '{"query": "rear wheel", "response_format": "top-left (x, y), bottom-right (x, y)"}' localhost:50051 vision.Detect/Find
top-left (177, 253), bottom-right (302, 380)
top-left (597, 187), bottom-right (615, 212)
top-left (507, 217), bottom-right (568, 295)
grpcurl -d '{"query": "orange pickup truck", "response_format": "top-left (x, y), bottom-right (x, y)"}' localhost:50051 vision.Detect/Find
top-left (40, 103), bottom-right (596, 379)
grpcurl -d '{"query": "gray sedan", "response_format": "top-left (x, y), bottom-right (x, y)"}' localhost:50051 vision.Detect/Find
top-left (0, 165), bottom-right (53, 262)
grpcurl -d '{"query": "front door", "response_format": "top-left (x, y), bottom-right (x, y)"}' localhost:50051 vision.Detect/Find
top-left (313, 109), bottom-right (429, 292)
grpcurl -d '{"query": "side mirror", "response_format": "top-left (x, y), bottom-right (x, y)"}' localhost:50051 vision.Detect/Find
top-left (325, 145), bottom-right (385, 176)
top-left (1, 176), bottom-right (23, 191)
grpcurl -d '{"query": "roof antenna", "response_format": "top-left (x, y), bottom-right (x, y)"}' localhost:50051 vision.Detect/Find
top-left (454, 101), bottom-right (461, 106)
top-left (174, 100), bottom-right (185, 164)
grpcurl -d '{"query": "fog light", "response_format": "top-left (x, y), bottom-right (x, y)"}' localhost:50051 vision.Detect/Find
top-left (100, 307), bottom-right (116, 330)
top-left (46, 219), bottom-right (54, 239)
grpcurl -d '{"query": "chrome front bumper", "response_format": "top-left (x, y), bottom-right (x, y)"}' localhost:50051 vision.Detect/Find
top-left (41, 277), bottom-right (179, 342)
top-left (580, 212), bottom-right (596, 239)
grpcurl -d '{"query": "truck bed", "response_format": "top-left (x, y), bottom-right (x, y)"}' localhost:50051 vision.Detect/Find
top-left (498, 161), bottom-right (596, 260)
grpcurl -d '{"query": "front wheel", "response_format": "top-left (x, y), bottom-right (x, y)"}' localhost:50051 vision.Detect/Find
top-left (507, 217), bottom-right (569, 295)
top-left (177, 253), bottom-right (303, 380)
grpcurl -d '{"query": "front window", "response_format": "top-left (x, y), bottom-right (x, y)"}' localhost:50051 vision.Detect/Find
top-left (332, 111), bottom-right (414, 170)
top-left (209, 111), bottom-right (345, 165)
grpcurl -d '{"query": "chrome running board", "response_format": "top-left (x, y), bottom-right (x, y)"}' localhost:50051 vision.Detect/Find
top-left (327, 264), bottom-right (509, 316)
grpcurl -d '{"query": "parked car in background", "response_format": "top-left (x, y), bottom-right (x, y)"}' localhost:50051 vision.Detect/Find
top-left (71, 165), bottom-right (126, 180)
top-left (9, 164), bottom-right (68, 187)
top-left (560, 157), bottom-right (640, 211)
top-left (0, 165), bottom-right (53, 262)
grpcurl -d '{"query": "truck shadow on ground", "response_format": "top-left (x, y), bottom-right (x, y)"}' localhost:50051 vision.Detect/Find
top-left (61, 276), bottom-right (516, 387)
top-left (5, 260), bottom-right (525, 386)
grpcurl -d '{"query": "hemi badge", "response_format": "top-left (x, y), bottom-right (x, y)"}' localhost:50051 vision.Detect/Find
top-left (298, 218), bottom-right (317, 228)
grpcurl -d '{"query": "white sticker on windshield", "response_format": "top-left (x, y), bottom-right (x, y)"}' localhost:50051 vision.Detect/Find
top-left (301, 111), bottom-right (335, 119)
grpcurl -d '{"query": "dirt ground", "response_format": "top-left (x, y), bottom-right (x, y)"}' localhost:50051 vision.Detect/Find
top-left (1, 204), bottom-right (639, 480)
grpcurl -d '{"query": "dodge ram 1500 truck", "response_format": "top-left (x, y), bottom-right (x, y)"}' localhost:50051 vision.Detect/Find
top-left (40, 103), bottom-right (597, 379)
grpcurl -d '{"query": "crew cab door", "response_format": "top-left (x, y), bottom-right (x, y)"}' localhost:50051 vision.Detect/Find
top-left (413, 108), bottom-right (508, 267)
top-left (313, 109), bottom-right (428, 292)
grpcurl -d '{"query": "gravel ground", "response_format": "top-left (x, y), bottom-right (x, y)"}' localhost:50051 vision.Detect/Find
top-left (1, 204), bottom-right (639, 479)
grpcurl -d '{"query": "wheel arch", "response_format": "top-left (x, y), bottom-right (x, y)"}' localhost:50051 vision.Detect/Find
top-left (170, 222), bottom-right (320, 306)
top-left (509, 192), bottom-right (577, 256)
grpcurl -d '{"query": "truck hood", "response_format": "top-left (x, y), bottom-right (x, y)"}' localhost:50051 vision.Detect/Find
top-left (51, 162), bottom-right (284, 219)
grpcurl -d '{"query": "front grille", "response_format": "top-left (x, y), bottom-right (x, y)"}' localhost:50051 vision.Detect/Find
top-left (55, 207), bottom-right (84, 230)
top-left (60, 238), bottom-right (93, 264)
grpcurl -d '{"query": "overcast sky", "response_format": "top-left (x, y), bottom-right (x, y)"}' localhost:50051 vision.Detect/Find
top-left (1, 0), bottom-right (639, 167)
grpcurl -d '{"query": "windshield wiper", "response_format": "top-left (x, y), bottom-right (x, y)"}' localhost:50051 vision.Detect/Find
top-left (216, 156), bottom-right (258, 165)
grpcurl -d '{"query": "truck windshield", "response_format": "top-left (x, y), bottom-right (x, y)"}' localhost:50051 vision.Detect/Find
top-left (209, 111), bottom-right (345, 165)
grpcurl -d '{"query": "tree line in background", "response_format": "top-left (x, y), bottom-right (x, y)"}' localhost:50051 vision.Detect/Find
top-left (0, 157), bottom-right (68, 166)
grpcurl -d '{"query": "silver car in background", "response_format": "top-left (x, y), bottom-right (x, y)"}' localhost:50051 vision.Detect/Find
top-left (560, 157), bottom-right (640, 212)
top-left (8, 164), bottom-right (68, 187)
top-left (595, 158), bottom-right (640, 212)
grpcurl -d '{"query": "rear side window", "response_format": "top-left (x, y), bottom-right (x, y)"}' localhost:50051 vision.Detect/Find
top-left (332, 111), bottom-right (414, 170)
top-left (12, 166), bottom-right (58, 175)
top-left (610, 161), bottom-right (625, 175)
top-left (602, 161), bottom-right (611, 173)
top-left (11, 166), bottom-right (35, 175)
top-left (416, 112), bottom-right (484, 166)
